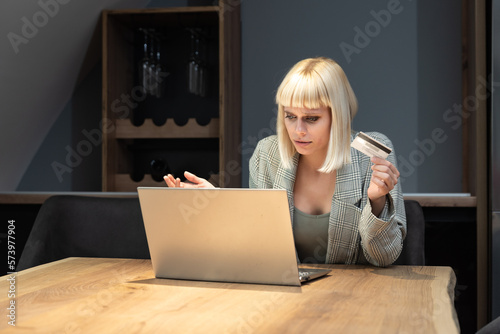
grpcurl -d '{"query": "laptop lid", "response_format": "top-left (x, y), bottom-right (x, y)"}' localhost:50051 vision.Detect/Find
top-left (137, 187), bottom-right (303, 286)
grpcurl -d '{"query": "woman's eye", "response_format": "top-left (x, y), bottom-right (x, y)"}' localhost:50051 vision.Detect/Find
top-left (285, 114), bottom-right (296, 119)
top-left (306, 117), bottom-right (319, 122)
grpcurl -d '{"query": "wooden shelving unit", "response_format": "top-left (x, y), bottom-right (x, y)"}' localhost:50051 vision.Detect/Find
top-left (101, 2), bottom-right (241, 191)
top-left (114, 118), bottom-right (219, 139)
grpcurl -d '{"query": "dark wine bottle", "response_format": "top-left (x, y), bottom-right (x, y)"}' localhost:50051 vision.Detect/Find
top-left (152, 113), bottom-right (167, 126)
top-left (173, 113), bottom-right (189, 126)
top-left (130, 162), bottom-right (145, 182)
top-left (195, 111), bottom-right (211, 126)
top-left (132, 109), bottom-right (146, 126)
top-left (150, 158), bottom-right (169, 182)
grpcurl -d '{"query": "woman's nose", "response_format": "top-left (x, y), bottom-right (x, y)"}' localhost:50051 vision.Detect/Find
top-left (295, 120), bottom-right (306, 135)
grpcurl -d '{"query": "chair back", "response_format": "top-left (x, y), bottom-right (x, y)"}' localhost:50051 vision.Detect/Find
top-left (17, 195), bottom-right (150, 271)
top-left (394, 199), bottom-right (426, 265)
top-left (476, 316), bottom-right (500, 334)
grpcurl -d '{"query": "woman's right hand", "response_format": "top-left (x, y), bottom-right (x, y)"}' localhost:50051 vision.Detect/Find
top-left (163, 171), bottom-right (215, 189)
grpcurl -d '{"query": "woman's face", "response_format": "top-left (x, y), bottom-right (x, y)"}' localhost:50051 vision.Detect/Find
top-left (283, 106), bottom-right (332, 159)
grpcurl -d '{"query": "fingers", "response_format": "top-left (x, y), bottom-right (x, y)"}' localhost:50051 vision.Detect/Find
top-left (368, 157), bottom-right (401, 202)
top-left (371, 170), bottom-right (395, 190)
top-left (370, 156), bottom-right (398, 173)
top-left (184, 171), bottom-right (202, 184)
top-left (368, 174), bottom-right (392, 203)
top-left (164, 172), bottom-right (209, 189)
top-left (164, 174), bottom-right (184, 188)
top-left (164, 174), bottom-right (176, 187)
top-left (371, 168), bottom-right (397, 188)
top-left (370, 157), bottom-right (400, 185)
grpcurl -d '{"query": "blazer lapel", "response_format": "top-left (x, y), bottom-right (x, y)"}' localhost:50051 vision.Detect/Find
top-left (326, 134), bottom-right (365, 264)
top-left (333, 146), bottom-right (363, 206)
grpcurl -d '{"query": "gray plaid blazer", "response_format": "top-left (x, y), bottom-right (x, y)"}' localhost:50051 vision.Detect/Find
top-left (249, 132), bottom-right (406, 267)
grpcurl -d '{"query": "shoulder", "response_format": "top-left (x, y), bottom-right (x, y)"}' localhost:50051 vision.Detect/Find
top-left (250, 135), bottom-right (283, 170)
top-left (252, 135), bottom-right (280, 159)
top-left (256, 135), bottom-right (279, 150)
top-left (249, 135), bottom-right (282, 188)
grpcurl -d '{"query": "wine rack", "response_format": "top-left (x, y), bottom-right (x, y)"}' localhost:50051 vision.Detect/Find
top-left (102, 2), bottom-right (241, 191)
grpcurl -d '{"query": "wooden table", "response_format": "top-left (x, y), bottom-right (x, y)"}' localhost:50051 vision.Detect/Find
top-left (0, 258), bottom-right (459, 333)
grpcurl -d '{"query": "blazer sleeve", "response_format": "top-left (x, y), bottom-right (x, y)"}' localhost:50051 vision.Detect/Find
top-left (357, 133), bottom-right (407, 267)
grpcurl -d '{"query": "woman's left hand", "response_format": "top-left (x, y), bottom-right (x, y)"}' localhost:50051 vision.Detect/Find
top-left (367, 156), bottom-right (400, 214)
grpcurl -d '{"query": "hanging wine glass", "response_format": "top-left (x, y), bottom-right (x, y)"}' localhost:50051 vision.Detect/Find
top-left (198, 33), bottom-right (207, 98)
top-left (188, 29), bottom-right (200, 96)
top-left (153, 33), bottom-right (165, 98)
top-left (147, 29), bottom-right (157, 96)
top-left (138, 28), bottom-right (150, 93)
top-left (187, 28), bottom-right (208, 97)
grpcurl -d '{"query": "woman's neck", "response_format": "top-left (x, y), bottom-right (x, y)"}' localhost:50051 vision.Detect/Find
top-left (299, 153), bottom-right (326, 173)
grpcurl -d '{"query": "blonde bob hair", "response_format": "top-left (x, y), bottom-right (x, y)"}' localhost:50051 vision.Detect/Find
top-left (276, 57), bottom-right (358, 173)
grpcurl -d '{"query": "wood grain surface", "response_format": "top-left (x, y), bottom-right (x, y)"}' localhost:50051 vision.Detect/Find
top-left (0, 258), bottom-right (459, 333)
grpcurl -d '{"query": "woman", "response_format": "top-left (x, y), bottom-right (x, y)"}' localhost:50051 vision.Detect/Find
top-left (165, 57), bottom-right (406, 267)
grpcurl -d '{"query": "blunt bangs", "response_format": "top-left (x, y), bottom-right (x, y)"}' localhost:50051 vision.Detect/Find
top-left (276, 71), bottom-right (330, 111)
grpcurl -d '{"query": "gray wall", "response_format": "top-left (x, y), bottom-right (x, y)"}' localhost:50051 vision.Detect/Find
top-left (0, 0), bottom-right (149, 191)
top-left (240, 0), bottom-right (462, 193)
top-left (1, 0), bottom-right (463, 193)
top-left (416, 0), bottom-right (462, 193)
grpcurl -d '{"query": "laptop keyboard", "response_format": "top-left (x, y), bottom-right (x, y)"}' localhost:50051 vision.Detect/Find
top-left (298, 271), bottom-right (311, 280)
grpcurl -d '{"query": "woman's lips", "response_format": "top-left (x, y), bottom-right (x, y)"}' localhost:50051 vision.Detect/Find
top-left (294, 140), bottom-right (311, 147)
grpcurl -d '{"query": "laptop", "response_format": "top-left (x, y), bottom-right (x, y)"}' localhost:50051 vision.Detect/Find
top-left (137, 187), bottom-right (331, 286)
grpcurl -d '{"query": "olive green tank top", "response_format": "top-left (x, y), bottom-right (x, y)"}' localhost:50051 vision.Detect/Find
top-left (293, 207), bottom-right (329, 264)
